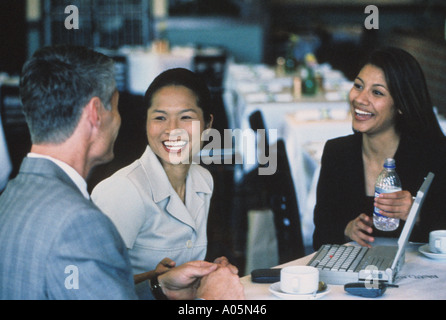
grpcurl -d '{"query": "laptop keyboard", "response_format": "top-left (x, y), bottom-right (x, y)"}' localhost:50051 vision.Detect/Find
top-left (307, 244), bottom-right (396, 285)
top-left (308, 244), bottom-right (369, 272)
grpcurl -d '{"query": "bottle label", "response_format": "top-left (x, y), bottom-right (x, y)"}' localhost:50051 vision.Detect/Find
top-left (374, 186), bottom-right (402, 217)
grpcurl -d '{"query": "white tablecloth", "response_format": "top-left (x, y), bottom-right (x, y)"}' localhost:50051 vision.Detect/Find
top-left (282, 114), bottom-right (354, 248)
top-left (224, 63), bottom-right (350, 135)
top-left (242, 239), bottom-right (446, 300)
top-left (223, 63), bottom-right (351, 256)
top-left (223, 62), bottom-right (351, 176)
top-left (122, 46), bottom-right (195, 95)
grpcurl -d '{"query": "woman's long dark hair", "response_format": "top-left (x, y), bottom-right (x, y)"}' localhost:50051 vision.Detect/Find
top-left (362, 47), bottom-right (444, 141)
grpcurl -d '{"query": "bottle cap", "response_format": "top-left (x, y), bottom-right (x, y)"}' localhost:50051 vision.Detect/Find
top-left (383, 158), bottom-right (396, 169)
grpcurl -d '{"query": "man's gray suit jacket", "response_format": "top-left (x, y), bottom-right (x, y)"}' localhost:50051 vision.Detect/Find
top-left (0, 157), bottom-right (138, 299)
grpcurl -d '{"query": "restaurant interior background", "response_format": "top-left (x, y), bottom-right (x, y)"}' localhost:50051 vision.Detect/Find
top-left (1, 0), bottom-right (446, 275)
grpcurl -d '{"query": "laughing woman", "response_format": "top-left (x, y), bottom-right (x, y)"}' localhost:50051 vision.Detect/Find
top-left (92, 68), bottom-right (234, 299)
top-left (312, 47), bottom-right (446, 251)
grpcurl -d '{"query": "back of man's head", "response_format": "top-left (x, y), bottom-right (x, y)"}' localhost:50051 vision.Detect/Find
top-left (20, 45), bottom-right (116, 144)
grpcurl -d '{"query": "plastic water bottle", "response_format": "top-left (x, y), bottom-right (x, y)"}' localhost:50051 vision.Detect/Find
top-left (373, 158), bottom-right (401, 231)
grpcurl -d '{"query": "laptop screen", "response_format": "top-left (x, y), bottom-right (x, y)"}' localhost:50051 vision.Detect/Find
top-left (391, 172), bottom-right (435, 269)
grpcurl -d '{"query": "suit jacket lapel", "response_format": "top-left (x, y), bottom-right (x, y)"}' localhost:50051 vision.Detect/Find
top-left (166, 192), bottom-right (197, 230)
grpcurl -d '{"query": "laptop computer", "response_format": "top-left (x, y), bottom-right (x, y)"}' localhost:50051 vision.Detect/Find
top-left (307, 172), bottom-right (435, 285)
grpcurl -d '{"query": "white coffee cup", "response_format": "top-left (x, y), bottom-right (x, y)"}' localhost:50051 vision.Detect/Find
top-left (429, 230), bottom-right (446, 254)
top-left (280, 266), bottom-right (319, 295)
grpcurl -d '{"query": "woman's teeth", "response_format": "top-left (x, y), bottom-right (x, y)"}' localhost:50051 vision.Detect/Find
top-left (355, 108), bottom-right (373, 116)
top-left (163, 140), bottom-right (187, 151)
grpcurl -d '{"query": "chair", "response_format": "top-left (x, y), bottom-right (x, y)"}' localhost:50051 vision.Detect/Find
top-left (193, 47), bottom-right (227, 91)
top-left (269, 139), bottom-right (305, 263)
top-left (193, 47), bottom-right (229, 134)
top-left (249, 110), bottom-right (269, 148)
top-left (193, 49), bottom-right (242, 263)
top-left (233, 111), bottom-right (270, 211)
top-left (235, 110), bottom-right (305, 266)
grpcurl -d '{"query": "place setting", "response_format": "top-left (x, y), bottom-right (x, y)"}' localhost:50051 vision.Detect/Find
top-left (268, 266), bottom-right (330, 300)
top-left (418, 230), bottom-right (446, 260)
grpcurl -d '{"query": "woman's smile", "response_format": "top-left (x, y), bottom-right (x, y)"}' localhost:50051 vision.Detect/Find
top-left (353, 107), bottom-right (374, 121)
top-left (162, 140), bottom-right (188, 153)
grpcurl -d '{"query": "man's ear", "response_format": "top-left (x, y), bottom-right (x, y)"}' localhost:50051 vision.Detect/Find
top-left (84, 97), bottom-right (102, 129)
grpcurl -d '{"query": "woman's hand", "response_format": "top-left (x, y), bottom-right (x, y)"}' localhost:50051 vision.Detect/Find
top-left (345, 213), bottom-right (375, 248)
top-left (213, 256), bottom-right (239, 275)
top-left (374, 190), bottom-right (413, 221)
top-left (133, 257), bottom-right (176, 284)
top-left (155, 257), bottom-right (176, 275)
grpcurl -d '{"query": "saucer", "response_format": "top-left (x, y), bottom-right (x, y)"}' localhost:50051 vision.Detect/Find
top-left (418, 244), bottom-right (446, 260)
top-left (269, 282), bottom-right (330, 300)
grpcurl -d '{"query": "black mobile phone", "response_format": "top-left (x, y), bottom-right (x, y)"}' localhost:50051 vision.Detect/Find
top-left (251, 268), bottom-right (281, 283)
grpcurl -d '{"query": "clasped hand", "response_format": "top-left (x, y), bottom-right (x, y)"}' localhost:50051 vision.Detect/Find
top-left (157, 256), bottom-right (244, 300)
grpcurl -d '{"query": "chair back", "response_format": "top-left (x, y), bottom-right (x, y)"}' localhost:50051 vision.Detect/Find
top-left (269, 139), bottom-right (305, 262)
top-left (248, 110), bottom-right (269, 148)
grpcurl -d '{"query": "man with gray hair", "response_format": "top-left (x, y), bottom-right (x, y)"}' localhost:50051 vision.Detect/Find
top-left (0, 45), bottom-right (244, 300)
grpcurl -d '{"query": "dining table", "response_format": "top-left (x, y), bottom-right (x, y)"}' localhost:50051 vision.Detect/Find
top-left (223, 62), bottom-right (351, 136)
top-left (282, 113), bottom-right (354, 248)
top-left (223, 62), bottom-right (353, 253)
top-left (223, 62), bottom-right (351, 177)
top-left (118, 45), bottom-right (195, 95)
top-left (241, 238), bottom-right (446, 300)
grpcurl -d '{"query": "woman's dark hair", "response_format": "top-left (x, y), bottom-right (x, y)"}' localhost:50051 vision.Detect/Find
top-left (143, 68), bottom-right (213, 126)
top-left (361, 47), bottom-right (444, 141)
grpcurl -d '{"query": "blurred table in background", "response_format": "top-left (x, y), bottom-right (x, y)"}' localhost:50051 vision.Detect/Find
top-left (118, 46), bottom-right (195, 95)
top-left (224, 62), bottom-right (351, 133)
top-left (283, 114), bottom-right (353, 248)
top-left (223, 62), bottom-right (351, 252)
top-left (223, 62), bottom-right (351, 175)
